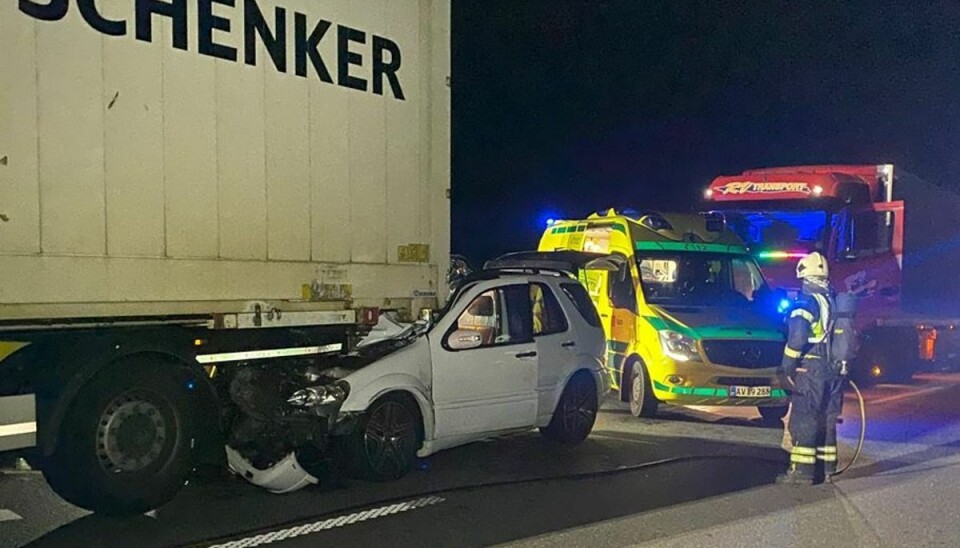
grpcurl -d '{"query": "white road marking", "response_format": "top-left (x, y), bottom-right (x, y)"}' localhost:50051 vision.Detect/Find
top-left (206, 496), bottom-right (445, 548)
top-left (0, 422), bottom-right (36, 437)
top-left (591, 433), bottom-right (658, 445)
top-left (868, 385), bottom-right (947, 406)
top-left (0, 509), bottom-right (23, 522)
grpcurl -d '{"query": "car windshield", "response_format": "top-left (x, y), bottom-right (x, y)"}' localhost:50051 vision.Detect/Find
top-left (723, 210), bottom-right (829, 253)
top-left (637, 252), bottom-right (768, 307)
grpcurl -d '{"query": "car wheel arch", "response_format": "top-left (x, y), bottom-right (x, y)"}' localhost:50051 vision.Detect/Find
top-left (360, 385), bottom-right (432, 444)
top-left (551, 367), bottom-right (600, 413)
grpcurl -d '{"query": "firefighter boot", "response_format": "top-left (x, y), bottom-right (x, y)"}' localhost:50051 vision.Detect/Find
top-left (777, 446), bottom-right (817, 485)
top-left (818, 445), bottom-right (838, 482)
top-left (776, 463), bottom-right (816, 485)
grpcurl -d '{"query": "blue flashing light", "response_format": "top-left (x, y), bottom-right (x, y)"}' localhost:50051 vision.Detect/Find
top-left (546, 218), bottom-right (556, 226)
top-left (777, 298), bottom-right (792, 314)
top-left (185, 380), bottom-right (197, 392)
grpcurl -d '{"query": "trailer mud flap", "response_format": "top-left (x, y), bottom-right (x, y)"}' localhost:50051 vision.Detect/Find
top-left (0, 395), bottom-right (36, 452)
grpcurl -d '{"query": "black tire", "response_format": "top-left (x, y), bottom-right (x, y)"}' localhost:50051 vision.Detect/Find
top-left (41, 358), bottom-right (197, 516)
top-left (540, 372), bottom-right (599, 445)
top-left (855, 329), bottom-right (917, 385)
top-left (628, 359), bottom-right (659, 418)
top-left (343, 394), bottom-right (421, 482)
top-left (757, 405), bottom-right (789, 423)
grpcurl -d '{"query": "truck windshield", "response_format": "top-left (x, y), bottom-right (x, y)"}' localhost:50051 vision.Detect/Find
top-left (723, 210), bottom-right (829, 253)
top-left (637, 252), bottom-right (768, 307)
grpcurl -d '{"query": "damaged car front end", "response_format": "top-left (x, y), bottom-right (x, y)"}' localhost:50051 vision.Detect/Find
top-left (222, 315), bottom-right (429, 493)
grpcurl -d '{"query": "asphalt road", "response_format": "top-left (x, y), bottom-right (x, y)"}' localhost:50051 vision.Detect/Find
top-left (3, 373), bottom-right (960, 547)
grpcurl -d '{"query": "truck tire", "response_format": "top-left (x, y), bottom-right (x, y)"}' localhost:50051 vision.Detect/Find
top-left (856, 329), bottom-right (918, 385)
top-left (540, 372), bottom-right (598, 445)
top-left (627, 359), bottom-right (659, 418)
top-left (342, 394), bottom-right (421, 482)
top-left (41, 358), bottom-right (197, 516)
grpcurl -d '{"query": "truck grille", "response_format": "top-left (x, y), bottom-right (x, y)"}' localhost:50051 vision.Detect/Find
top-left (701, 340), bottom-right (784, 369)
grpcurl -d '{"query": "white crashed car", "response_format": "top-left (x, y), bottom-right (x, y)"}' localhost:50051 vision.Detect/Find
top-left (227, 262), bottom-right (608, 491)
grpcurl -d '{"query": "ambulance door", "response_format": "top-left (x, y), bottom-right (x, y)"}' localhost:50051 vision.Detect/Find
top-left (604, 257), bottom-right (638, 388)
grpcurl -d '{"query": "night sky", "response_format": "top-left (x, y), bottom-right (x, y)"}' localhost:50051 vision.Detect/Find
top-left (451, 1), bottom-right (960, 265)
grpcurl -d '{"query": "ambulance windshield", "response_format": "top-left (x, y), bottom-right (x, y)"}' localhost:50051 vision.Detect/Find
top-left (637, 252), bottom-right (768, 307)
top-left (724, 210), bottom-right (829, 253)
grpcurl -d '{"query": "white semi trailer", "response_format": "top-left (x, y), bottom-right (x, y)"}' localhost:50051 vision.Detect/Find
top-left (0, 0), bottom-right (449, 514)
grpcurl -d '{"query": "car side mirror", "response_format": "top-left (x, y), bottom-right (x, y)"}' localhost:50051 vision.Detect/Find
top-left (446, 329), bottom-right (483, 350)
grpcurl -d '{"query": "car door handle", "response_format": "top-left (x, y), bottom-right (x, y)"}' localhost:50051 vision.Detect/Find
top-left (561, 341), bottom-right (576, 348)
top-left (515, 351), bottom-right (538, 358)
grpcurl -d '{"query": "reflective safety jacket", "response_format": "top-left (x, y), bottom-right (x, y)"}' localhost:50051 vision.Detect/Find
top-left (782, 290), bottom-right (835, 370)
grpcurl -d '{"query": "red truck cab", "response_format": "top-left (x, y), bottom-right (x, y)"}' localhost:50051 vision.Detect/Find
top-left (704, 164), bottom-right (922, 382)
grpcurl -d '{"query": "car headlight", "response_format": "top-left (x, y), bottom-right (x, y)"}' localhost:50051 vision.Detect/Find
top-left (658, 330), bottom-right (701, 362)
top-left (287, 380), bottom-right (350, 408)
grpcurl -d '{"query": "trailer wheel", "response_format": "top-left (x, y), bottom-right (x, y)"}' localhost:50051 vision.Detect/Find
top-left (41, 358), bottom-right (197, 516)
top-left (342, 394), bottom-right (421, 482)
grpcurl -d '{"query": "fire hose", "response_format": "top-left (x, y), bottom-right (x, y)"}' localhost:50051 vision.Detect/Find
top-left (833, 378), bottom-right (866, 476)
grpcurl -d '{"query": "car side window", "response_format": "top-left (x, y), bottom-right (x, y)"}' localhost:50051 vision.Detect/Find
top-left (530, 283), bottom-right (569, 336)
top-left (560, 282), bottom-right (602, 327)
top-left (453, 290), bottom-right (503, 348)
top-left (450, 286), bottom-right (533, 348)
top-left (502, 284), bottom-right (535, 344)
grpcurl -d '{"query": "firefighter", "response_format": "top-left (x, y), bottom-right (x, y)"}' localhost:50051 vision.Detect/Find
top-left (777, 252), bottom-right (845, 485)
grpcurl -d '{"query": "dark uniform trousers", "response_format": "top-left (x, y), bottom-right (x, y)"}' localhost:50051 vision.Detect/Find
top-left (789, 360), bottom-right (844, 477)
top-left (783, 289), bottom-right (843, 480)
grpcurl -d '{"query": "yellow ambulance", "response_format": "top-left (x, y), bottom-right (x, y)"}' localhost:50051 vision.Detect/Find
top-left (538, 209), bottom-right (789, 420)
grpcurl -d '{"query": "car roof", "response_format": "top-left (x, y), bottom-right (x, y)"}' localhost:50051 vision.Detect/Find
top-left (456, 268), bottom-right (570, 286)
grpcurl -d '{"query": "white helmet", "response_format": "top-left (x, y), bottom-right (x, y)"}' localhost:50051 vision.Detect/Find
top-left (796, 252), bottom-right (829, 280)
top-left (226, 446), bottom-right (318, 494)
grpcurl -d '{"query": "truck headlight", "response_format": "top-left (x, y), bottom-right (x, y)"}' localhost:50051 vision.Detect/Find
top-left (658, 331), bottom-right (701, 362)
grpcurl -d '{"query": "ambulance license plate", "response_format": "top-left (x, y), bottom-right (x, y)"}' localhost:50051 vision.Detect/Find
top-left (730, 385), bottom-right (771, 398)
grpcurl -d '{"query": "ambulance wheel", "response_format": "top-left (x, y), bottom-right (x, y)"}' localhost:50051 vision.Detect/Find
top-left (627, 359), bottom-right (659, 418)
top-left (41, 358), bottom-right (197, 516)
top-left (540, 372), bottom-right (598, 444)
top-left (758, 405), bottom-right (789, 423)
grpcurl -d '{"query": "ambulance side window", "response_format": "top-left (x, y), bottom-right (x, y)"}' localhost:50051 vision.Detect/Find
top-left (608, 262), bottom-right (637, 312)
